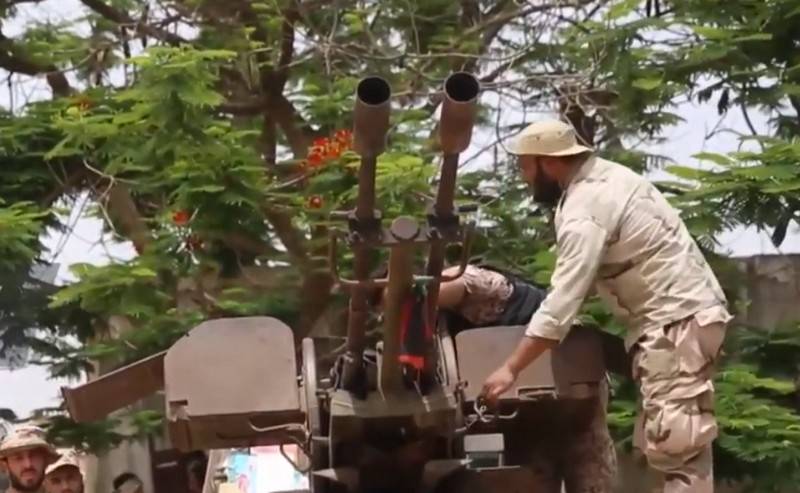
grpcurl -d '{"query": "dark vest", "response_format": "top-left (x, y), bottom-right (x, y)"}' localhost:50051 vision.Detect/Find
top-left (443, 264), bottom-right (632, 379)
top-left (444, 264), bottom-right (547, 333)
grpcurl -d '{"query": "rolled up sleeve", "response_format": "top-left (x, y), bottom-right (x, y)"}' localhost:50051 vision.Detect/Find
top-left (525, 217), bottom-right (607, 341)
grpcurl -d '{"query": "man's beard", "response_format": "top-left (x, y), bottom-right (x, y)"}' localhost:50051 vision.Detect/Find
top-left (9, 469), bottom-right (45, 492)
top-left (530, 169), bottom-right (563, 206)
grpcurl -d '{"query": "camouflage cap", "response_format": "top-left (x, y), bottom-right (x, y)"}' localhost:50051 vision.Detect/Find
top-left (45, 449), bottom-right (82, 476)
top-left (0, 425), bottom-right (60, 464)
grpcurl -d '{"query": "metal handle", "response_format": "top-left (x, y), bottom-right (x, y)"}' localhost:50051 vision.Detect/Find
top-left (247, 420), bottom-right (307, 435)
top-left (515, 386), bottom-right (559, 401)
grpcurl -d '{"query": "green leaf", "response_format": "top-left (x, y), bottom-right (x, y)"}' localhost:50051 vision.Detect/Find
top-left (44, 137), bottom-right (81, 159)
top-left (632, 77), bottom-right (662, 91)
top-left (193, 184), bottom-right (227, 193)
top-left (732, 33), bottom-right (773, 42)
top-left (762, 181), bottom-right (800, 193)
top-left (665, 165), bottom-right (706, 180)
top-left (780, 84), bottom-right (800, 96)
top-left (692, 26), bottom-right (733, 40)
top-left (130, 267), bottom-right (158, 278)
top-left (342, 12), bottom-right (365, 33)
top-left (732, 165), bottom-right (798, 180)
top-left (606, 0), bottom-right (639, 20)
top-left (692, 152), bottom-right (732, 166)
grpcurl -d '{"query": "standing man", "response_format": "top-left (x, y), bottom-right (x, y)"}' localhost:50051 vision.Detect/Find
top-left (43, 451), bottom-right (83, 493)
top-left (482, 120), bottom-right (731, 493)
top-left (0, 425), bottom-right (60, 493)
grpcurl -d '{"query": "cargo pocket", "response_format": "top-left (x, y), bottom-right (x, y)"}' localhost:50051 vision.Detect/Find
top-left (633, 329), bottom-right (682, 401)
top-left (642, 389), bottom-right (718, 470)
top-left (664, 319), bottom-right (711, 376)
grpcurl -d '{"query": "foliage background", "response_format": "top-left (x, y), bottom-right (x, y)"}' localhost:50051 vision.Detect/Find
top-left (0, 0), bottom-right (799, 490)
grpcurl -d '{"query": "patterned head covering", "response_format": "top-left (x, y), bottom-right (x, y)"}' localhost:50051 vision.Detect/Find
top-left (0, 425), bottom-right (60, 464)
top-left (45, 449), bottom-right (82, 476)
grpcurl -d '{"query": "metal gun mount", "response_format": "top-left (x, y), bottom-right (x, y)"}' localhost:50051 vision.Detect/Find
top-left (61, 72), bottom-right (626, 493)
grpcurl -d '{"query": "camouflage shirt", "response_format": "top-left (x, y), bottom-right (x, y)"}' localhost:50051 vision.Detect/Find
top-left (455, 265), bottom-right (514, 325)
top-left (525, 157), bottom-right (732, 350)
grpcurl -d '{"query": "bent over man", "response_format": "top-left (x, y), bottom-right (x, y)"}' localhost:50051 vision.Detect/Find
top-left (482, 120), bottom-right (731, 493)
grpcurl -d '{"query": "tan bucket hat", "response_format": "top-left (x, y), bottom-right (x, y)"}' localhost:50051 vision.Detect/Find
top-left (0, 425), bottom-right (60, 464)
top-left (507, 119), bottom-right (594, 157)
top-left (46, 449), bottom-right (82, 476)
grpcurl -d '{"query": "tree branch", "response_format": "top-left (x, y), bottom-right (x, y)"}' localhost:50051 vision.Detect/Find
top-left (262, 206), bottom-right (307, 265)
top-left (102, 183), bottom-right (151, 253)
top-left (275, 5), bottom-right (299, 87)
top-left (41, 166), bottom-right (89, 206)
top-left (218, 96), bottom-right (268, 115)
top-left (460, 0), bottom-right (481, 27)
top-left (0, 30), bottom-right (70, 97)
top-left (270, 93), bottom-right (312, 157)
top-left (79, 0), bottom-right (187, 45)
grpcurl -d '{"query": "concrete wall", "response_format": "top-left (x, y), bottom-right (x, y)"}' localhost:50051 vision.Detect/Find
top-left (733, 254), bottom-right (800, 330)
top-left (83, 399), bottom-right (160, 493)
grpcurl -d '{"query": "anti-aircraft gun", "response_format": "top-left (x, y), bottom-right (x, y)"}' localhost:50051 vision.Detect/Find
top-left (61, 73), bottom-right (623, 493)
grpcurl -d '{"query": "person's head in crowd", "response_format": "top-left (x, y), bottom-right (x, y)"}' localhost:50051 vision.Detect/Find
top-left (0, 425), bottom-right (60, 493)
top-left (185, 451), bottom-right (207, 493)
top-left (112, 473), bottom-right (143, 493)
top-left (43, 450), bottom-right (83, 493)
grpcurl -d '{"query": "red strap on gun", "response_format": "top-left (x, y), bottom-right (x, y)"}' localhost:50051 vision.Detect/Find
top-left (398, 286), bottom-right (433, 371)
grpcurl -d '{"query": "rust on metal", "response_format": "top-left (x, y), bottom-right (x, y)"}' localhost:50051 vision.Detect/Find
top-left (340, 76), bottom-right (393, 392)
top-left (425, 72), bottom-right (481, 379)
top-left (61, 350), bottom-right (166, 423)
top-left (352, 76), bottom-right (391, 159)
top-left (438, 72), bottom-right (480, 157)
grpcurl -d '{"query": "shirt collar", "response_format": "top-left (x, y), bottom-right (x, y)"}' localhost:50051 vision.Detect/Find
top-left (557, 154), bottom-right (597, 211)
top-left (564, 154), bottom-right (598, 191)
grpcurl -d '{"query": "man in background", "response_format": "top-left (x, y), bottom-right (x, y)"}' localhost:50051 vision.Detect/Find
top-left (43, 451), bottom-right (83, 493)
top-left (0, 425), bottom-right (60, 493)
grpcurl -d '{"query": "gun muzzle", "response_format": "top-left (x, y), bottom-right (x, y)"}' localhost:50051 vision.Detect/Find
top-left (439, 72), bottom-right (480, 155)
top-left (353, 76), bottom-right (392, 157)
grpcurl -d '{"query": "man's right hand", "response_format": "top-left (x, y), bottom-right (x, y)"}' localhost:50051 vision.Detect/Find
top-left (481, 363), bottom-right (517, 403)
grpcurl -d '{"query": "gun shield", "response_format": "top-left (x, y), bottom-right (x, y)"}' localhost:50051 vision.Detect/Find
top-left (439, 72), bottom-right (480, 155)
top-left (352, 77), bottom-right (392, 157)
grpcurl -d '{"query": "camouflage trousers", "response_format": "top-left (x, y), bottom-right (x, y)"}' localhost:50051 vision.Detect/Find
top-left (527, 381), bottom-right (617, 493)
top-left (632, 315), bottom-right (727, 493)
